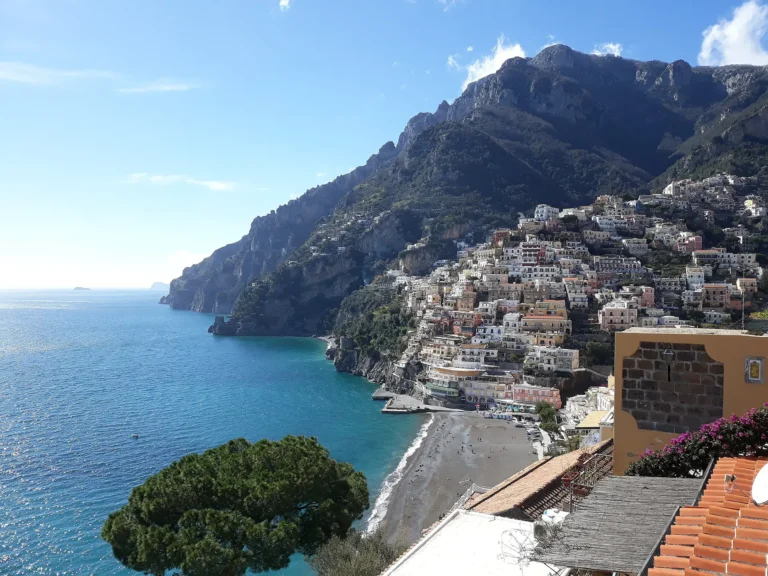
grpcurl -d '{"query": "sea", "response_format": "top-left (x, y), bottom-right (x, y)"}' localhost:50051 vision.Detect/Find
top-left (0, 290), bottom-right (425, 575)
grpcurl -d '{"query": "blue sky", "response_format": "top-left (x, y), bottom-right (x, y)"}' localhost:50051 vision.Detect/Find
top-left (1, 0), bottom-right (766, 288)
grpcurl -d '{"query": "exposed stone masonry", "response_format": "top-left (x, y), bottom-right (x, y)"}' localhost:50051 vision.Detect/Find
top-left (621, 341), bottom-right (724, 433)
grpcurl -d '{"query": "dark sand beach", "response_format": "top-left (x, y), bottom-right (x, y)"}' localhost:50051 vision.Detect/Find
top-left (380, 412), bottom-right (537, 545)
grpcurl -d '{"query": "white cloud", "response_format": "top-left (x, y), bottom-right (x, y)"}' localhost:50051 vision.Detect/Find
top-left (466, 45), bottom-right (473, 52)
top-left (592, 42), bottom-right (623, 57)
top-left (316, 172), bottom-right (326, 179)
top-left (127, 173), bottom-right (236, 192)
top-left (0, 62), bottom-right (116, 85)
top-left (437, 0), bottom-right (461, 10)
top-left (447, 54), bottom-right (461, 70)
top-left (279, 0), bottom-right (291, 10)
top-left (699, 0), bottom-right (768, 65)
top-left (462, 35), bottom-right (525, 90)
top-left (117, 79), bottom-right (197, 93)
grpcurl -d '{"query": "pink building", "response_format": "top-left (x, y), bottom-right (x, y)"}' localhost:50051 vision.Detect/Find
top-left (639, 286), bottom-right (655, 308)
top-left (512, 384), bottom-right (562, 409)
top-left (674, 235), bottom-right (703, 254)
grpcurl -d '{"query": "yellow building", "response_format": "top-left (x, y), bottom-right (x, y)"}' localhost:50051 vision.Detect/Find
top-left (530, 332), bottom-right (565, 347)
top-left (521, 315), bottom-right (571, 334)
top-left (529, 299), bottom-right (568, 319)
top-left (613, 327), bottom-right (768, 475)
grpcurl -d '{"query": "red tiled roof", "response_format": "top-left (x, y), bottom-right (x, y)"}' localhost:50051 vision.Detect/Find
top-left (649, 457), bottom-right (768, 576)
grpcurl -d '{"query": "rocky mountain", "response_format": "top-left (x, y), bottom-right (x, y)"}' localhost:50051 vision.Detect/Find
top-left (164, 44), bottom-right (768, 335)
top-left (150, 282), bottom-right (169, 291)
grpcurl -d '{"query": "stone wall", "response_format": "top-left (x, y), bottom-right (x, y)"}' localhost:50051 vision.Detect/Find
top-left (621, 342), bottom-right (724, 434)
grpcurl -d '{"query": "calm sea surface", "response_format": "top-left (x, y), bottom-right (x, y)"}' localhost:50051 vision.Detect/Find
top-left (0, 290), bottom-right (422, 575)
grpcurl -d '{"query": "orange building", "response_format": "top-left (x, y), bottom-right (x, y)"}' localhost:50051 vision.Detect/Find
top-left (613, 327), bottom-right (768, 475)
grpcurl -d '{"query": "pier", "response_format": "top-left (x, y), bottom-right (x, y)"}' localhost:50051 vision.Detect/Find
top-left (381, 394), bottom-right (463, 414)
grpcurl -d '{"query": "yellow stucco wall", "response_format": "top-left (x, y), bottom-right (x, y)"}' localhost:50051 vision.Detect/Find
top-left (614, 329), bottom-right (768, 475)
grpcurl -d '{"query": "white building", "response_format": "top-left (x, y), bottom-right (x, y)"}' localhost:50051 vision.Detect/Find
top-left (456, 344), bottom-right (498, 366)
top-left (471, 325), bottom-right (504, 344)
top-left (622, 238), bottom-right (649, 256)
top-left (502, 312), bottom-right (523, 333)
top-left (703, 309), bottom-right (731, 325)
top-left (534, 204), bottom-right (559, 222)
top-left (686, 266), bottom-right (705, 290)
top-left (521, 264), bottom-right (560, 282)
top-left (559, 207), bottom-right (588, 220)
top-left (598, 300), bottom-right (638, 331)
top-left (525, 346), bottom-right (579, 372)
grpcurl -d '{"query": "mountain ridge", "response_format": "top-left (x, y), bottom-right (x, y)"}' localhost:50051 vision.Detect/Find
top-left (163, 44), bottom-right (768, 329)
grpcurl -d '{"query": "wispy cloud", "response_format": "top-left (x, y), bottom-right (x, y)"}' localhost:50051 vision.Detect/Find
top-left (279, 0), bottom-right (292, 11)
top-left (437, 0), bottom-right (462, 10)
top-left (117, 79), bottom-right (198, 94)
top-left (0, 62), bottom-right (116, 85)
top-left (592, 42), bottom-right (623, 57)
top-left (461, 34), bottom-right (525, 90)
top-left (699, 0), bottom-right (768, 65)
top-left (127, 173), bottom-right (236, 192)
top-left (540, 34), bottom-right (559, 51)
top-left (316, 172), bottom-right (326, 179)
top-left (447, 54), bottom-right (461, 70)
top-left (0, 61), bottom-right (198, 94)
top-left (466, 45), bottom-right (473, 52)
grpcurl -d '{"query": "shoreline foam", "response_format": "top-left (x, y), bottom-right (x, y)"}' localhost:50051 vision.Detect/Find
top-left (366, 413), bottom-right (435, 534)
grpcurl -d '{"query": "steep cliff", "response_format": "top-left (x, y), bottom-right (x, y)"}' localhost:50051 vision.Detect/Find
top-left (169, 44), bottom-right (768, 326)
top-left (161, 142), bottom-right (398, 312)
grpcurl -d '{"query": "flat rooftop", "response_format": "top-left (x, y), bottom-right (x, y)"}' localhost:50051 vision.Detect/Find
top-left (622, 327), bottom-right (751, 336)
top-left (382, 510), bottom-right (555, 576)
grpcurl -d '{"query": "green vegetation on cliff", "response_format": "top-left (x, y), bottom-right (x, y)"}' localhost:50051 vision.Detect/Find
top-left (333, 286), bottom-right (415, 357)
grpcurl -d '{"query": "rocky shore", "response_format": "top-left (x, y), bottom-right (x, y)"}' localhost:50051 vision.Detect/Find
top-left (325, 336), bottom-right (419, 395)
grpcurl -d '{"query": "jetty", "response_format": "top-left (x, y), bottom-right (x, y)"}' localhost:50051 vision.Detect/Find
top-left (381, 394), bottom-right (462, 414)
top-left (372, 387), bottom-right (396, 401)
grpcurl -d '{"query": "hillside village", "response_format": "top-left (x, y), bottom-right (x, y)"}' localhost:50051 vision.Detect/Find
top-left (349, 173), bottom-right (768, 437)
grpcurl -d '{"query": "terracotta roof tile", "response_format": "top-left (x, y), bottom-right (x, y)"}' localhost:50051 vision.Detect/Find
top-left (739, 518), bottom-right (768, 531)
top-left (727, 561), bottom-right (766, 576)
top-left (694, 544), bottom-right (730, 562)
top-left (734, 537), bottom-right (768, 554)
top-left (650, 569), bottom-right (688, 576)
top-left (661, 544), bottom-right (695, 557)
top-left (657, 556), bottom-right (694, 569)
top-left (729, 549), bottom-right (767, 566)
top-left (650, 457), bottom-right (768, 576)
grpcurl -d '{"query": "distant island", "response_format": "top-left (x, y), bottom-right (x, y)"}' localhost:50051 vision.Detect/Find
top-left (74, 287), bottom-right (91, 291)
top-left (150, 282), bottom-right (170, 291)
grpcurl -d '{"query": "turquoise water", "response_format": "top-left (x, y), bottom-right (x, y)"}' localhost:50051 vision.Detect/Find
top-left (0, 290), bottom-right (423, 575)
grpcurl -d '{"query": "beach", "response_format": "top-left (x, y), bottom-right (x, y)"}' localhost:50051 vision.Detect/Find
top-left (375, 412), bottom-right (537, 545)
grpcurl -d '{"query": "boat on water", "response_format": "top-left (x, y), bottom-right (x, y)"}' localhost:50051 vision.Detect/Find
top-left (131, 434), bottom-right (139, 439)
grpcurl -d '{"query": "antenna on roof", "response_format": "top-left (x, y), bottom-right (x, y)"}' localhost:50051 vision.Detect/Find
top-left (751, 464), bottom-right (768, 505)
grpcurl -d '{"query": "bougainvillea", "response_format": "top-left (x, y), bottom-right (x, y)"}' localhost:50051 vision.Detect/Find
top-left (626, 404), bottom-right (768, 477)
